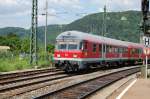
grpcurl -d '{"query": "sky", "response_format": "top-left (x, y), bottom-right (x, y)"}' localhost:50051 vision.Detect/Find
top-left (0, 0), bottom-right (141, 28)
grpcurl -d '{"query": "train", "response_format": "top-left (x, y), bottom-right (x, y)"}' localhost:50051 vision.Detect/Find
top-left (54, 31), bottom-right (146, 72)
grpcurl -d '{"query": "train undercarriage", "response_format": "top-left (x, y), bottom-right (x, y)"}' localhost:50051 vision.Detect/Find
top-left (55, 59), bottom-right (143, 73)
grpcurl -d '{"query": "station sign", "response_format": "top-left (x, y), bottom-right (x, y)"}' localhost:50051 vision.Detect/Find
top-left (143, 36), bottom-right (150, 47)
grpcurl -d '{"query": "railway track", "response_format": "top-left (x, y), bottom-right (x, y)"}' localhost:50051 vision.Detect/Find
top-left (0, 68), bottom-right (71, 98)
top-left (34, 67), bottom-right (140, 99)
top-left (0, 67), bottom-right (109, 98)
top-left (0, 68), bottom-right (59, 81)
top-left (0, 72), bottom-right (71, 98)
top-left (0, 70), bottom-right (64, 85)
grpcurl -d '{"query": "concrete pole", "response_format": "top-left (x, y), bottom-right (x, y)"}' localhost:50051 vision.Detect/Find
top-left (146, 55), bottom-right (148, 79)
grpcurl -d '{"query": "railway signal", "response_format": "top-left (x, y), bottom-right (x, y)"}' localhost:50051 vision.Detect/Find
top-left (143, 36), bottom-right (150, 47)
top-left (143, 48), bottom-right (150, 55)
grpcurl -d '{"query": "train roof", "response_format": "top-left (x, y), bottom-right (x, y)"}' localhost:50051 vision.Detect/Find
top-left (56, 31), bottom-right (143, 48)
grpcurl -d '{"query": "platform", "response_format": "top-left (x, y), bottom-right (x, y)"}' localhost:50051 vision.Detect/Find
top-left (116, 79), bottom-right (150, 99)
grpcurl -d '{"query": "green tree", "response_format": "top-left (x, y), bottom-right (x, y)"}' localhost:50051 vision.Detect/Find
top-left (21, 38), bottom-right (30, 53)
top-left (0, 33), bottom-right (21, 53)
top-left (47, 44), bottom-right (55, 54)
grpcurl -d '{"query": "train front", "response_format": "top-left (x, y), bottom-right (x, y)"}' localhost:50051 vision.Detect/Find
top-left (54, 31), bottom-right (84, 72)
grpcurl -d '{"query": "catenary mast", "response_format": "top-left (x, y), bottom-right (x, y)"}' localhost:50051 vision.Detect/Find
top-left (30, 0), bottom-right (38, 65)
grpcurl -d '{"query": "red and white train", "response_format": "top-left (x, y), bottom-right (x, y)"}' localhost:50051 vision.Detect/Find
top-left (54, 31), bottom-right (145, 72)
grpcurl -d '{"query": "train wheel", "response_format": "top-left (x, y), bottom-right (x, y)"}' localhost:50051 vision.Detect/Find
top-left (64, 64), bottom-right (73, 73)
top-left (74, 65), bottom-right (79, 72)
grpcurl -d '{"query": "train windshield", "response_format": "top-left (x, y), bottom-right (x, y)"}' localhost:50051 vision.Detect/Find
top-left (56, 41), bottom-right (79, 50)
top-left (68, 44), bottom-right (78, 50)
top-left (58, 44), bottom-right (67, 50)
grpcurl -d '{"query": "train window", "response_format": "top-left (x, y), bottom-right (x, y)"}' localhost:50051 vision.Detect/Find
top-left (79, 42), bottom-right (83, 50)
top-left (109, 46), bottom-right (112, 53)
top-left (103, 44), bottom-right (106, 53)
top-left (93, 44), bottom-right (97, 52)
top-left (135, 49), bottom-right (138, 54)
top-left (106, 45), bottom-right (110, 53)
top-left (111, 47), bottom-right (115, 53)
top-left (114, 47), bottom-right (118, 53)
top-left (84, 42), bottom-right (88, 50)
top-left (99, 44), bottom-right (102, 52)
top-left (139, 49), bottom-right (142, 54)
top-left (141, 49), bottom-right (143, 54)
top-left (68, 44), bottom-right (78, 50)
top-left (122, 48), bottom-right (128, 53)
top-left (58, 44), bottom-right (67, 50)
top-left (133, 49), bottom-right (140, 54)
top-left (131, 49), bottom-right (136, 54)
top-left (122, 48), bottom-right (127, 53)
top-left (118, 48), bottom-right (122, 53)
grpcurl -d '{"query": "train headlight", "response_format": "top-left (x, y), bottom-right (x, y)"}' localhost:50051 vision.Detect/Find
top-left (65, 54), bottom-right (68, 57)
top-left (57, 54), bottom-right (61, 58)
top-left (73, 54), bottom-right (77, 58)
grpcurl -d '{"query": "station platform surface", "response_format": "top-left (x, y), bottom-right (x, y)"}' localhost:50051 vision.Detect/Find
top-left (117, 79), bottom-right (150, 99)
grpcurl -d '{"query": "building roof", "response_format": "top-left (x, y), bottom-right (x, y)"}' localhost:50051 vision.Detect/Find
top-left (0, 46), bottom-right (10, 50)
top-left (56, 31), bottom-right (143, 48)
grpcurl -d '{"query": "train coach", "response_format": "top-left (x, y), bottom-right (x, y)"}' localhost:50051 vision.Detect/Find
top-left (54, 31), bottom-right (144, 72)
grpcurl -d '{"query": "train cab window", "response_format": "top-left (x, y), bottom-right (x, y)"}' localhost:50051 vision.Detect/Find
top-left (58, 44), bottom-right (67, 50)
top-left (93, 44), bottom-right (97, 52)
top-left (68, 44), bottom-right (78, 50)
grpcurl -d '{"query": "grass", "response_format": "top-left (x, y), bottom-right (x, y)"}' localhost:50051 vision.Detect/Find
top-left (0, 57), bottom-right (30, 72)
top-left (0, 56), bottom-right (52, 72)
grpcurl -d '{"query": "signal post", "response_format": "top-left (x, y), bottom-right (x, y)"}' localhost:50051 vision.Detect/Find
top-left (141, 0), bottom-right (150, 78)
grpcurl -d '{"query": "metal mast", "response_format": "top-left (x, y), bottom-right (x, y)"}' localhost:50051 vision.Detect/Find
top-left (141, 0), bottom-right (149, 79)
top-left (101, 5), bottom-right (107, 60)
top-left (30, 0), bottom-right (38, 65)
top-left (141, 0), bottom-right (149, 36)
top-left (102, 5), bottom-right (107, 36)
top-left (45, 0), bottom-right (48, 56)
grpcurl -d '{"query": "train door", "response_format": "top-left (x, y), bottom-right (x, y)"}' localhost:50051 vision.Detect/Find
top-left (102, 44), bottom-right (106, 59)
top-left (119, 48), bottom-right (122, 58)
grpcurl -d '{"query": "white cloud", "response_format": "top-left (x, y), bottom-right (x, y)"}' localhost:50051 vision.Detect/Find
top-left (49, 0), bottom-right (79, 6)
top-left (47, 0), bottom-right (82, 10)
top-left (0, 0), bottom-right (141, 28)
top-left (0, 0), bottom-right (18, 6)
top-left (91, 0), bottom-right (140, 12)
